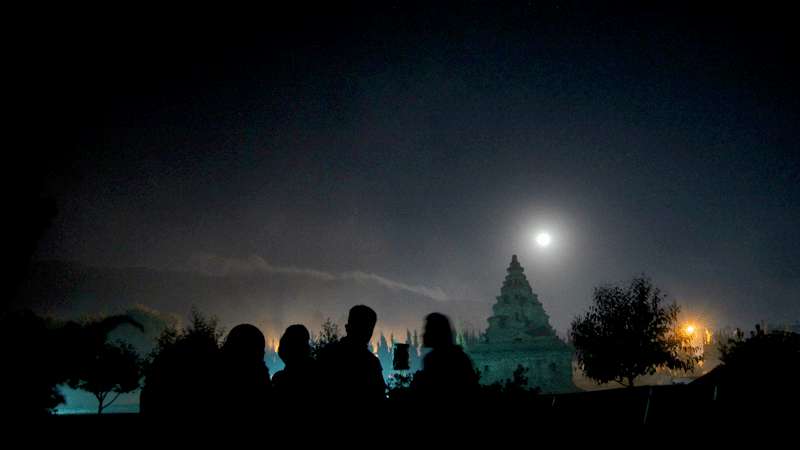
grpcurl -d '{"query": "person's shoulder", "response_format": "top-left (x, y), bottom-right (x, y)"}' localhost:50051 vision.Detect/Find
top-left (353, 344), bottom-right (382, 370)
top-left (422, 347), bottom-right (441, 361)
top-left (317, 340), bottom-right (346, 371)
top-left (453, 344), bottom-right (470, 357)
top-left (318, 340), bottom-right (342, 359)
top-left (453, 345), bottom-right (475, 365)
top-left (365, 347), bottom-right (381, 366)
top-left (427, 345), bottom-right (472, 365)
top-left (272, 369), bottom-right (287, 383)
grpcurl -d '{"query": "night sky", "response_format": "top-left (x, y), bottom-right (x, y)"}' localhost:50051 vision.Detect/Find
top-left (13, 2), bottom-right (800, 336)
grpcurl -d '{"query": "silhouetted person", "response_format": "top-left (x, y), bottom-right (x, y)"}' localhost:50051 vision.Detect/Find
top-left (318, 305), bottom-right (385, 405)
top-left (215, 324), bottom-right (271, 417)
top-left (272, 324), bottom-right (317, 405)
top-left (411, 312), bottom-right (479, 402)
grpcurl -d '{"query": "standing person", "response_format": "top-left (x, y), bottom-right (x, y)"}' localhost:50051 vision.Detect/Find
top-left (272, 324), bottom-right (317, 406)
top-left (216, 324), bottom-right (271, 417)
top-left (318, 305), bottom-right (385, 406)
top-left (411, 312), bottom-right (479, 402)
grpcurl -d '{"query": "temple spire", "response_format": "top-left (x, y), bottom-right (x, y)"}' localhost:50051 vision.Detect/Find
top-left (469, 254), bottom-right (575, 393)
top-left (487, 254), bottom-right (555, 342)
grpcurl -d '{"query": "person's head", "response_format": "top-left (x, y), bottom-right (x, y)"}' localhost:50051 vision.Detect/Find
top-left (345, 305), bottom-right (377, 346)
top-left (222, 324), bottom-right (266, 362)
top-left (422, 312), bottom-right (454, 349)
top-left (278, 324), bottom-right (311, 365)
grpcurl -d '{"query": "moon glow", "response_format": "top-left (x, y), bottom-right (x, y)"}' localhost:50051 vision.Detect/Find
top-left (535, 232), bottom-right (552, 248)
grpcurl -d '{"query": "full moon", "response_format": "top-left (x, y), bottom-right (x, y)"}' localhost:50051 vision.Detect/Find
top-left (535, 232), bottom-right (552, 247)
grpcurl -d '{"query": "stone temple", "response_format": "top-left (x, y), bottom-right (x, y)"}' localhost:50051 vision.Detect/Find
top-left (467, 255), bottom-right (576, 393)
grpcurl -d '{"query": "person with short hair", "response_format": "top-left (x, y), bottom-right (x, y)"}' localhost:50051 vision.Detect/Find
top-left (317, 305), bottom-right (385, 405)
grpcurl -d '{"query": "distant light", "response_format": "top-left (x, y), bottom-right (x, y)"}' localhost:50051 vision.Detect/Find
top-left (535, 232), bottom-right (552, 248)
top-left (685, 325), bottom-right (695, 335)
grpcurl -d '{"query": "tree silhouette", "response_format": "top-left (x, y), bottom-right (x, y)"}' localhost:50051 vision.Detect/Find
top-left (61, 314), bottom-right (143, 368)
top-left (570, 276), bottom-right (699, 387)
top-left (1, 309), bottom-right (144, 415)
top-left (69, 341), bottom-right (142, 414)
top-left (140, 309), bottom-right (223, 416)
top-left (310, 318), bottom-right (340, 360)
top-left (716, 324), bottom-right (800, 395)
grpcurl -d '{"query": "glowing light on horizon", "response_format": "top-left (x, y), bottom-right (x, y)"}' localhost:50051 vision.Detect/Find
top-left (681, 322), bottom-right (706, 359)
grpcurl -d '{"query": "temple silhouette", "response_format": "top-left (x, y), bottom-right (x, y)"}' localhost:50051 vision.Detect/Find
top-left (467, 255), bottom-right (576, 393)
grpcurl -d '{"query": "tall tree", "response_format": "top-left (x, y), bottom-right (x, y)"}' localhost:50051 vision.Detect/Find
top-left (376, 332), bottom-right (393, 378)
top-left (69, 341), bottom-right (142, 414)
top-left (407, 329), bottom-right (420, 372)
top-left (570, 276), bottom-right (699, 387)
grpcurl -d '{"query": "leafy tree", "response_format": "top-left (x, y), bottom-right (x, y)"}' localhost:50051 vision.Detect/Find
top-left (140, 309), bottom-right (223, 416)
top-left (570, 276), bottom-right (699, 388)
top-left (716, 324), bottom-right (800, 394)
top-left (144, 308), bottom-right (223, 363)
top-left (1, 309), bottom-right (143, 416)
top-left (113, 304), bottom-right (179, 356)
top-left (310, 318), bottom-right (340, 360)
top-left (69, 341), bottom-right (142, 414)
top-left (61, 314), bottom-right (143, 380)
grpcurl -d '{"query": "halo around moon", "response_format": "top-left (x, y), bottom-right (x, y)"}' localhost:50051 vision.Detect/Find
top-left (535, 232), bottom-right (552, 248)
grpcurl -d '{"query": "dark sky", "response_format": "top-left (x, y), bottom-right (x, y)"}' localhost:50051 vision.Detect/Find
top-left (14, 2), bottom-right (800, 334)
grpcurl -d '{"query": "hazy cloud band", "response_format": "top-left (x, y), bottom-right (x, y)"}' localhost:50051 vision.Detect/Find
top-left (187, 254), bottom-right (450, 302)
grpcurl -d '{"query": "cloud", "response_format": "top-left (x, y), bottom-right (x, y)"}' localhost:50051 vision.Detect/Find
top-left (186, 253), bottom-right (450, 302)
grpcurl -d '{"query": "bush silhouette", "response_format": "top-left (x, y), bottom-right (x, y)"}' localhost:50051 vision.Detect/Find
top-left (140, 309), bottom-right (223, 417)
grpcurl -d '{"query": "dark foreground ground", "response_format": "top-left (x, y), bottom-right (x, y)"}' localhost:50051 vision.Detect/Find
top-left (37, 383), bottom-right (797, 433)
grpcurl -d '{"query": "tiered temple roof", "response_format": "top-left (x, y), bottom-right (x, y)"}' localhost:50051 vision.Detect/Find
top-left (485, 254), bottom-right (556, 343)
top-left (468, 254), bottom-right (575, 392)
